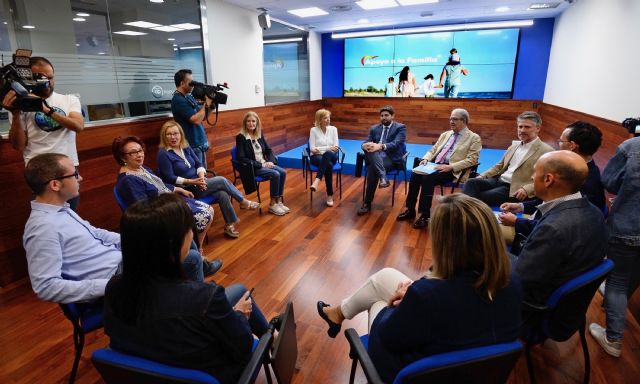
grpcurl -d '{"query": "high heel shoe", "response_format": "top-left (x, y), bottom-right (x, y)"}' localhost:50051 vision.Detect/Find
top-left (317, 301), bottom-right (341, 338)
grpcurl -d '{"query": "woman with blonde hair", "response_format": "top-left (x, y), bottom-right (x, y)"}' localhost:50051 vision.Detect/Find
top-left (317, 193), bottom-right (522, 382)
top-left (235, 111), bottom-right (288, 216)
top-left (157, 120), bottom-right (259, 238)
top-left (309, 109), bottom-right (340, 207)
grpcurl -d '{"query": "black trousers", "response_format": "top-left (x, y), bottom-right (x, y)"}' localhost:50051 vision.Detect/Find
top-left (405, 171), bottom-right (454, 215)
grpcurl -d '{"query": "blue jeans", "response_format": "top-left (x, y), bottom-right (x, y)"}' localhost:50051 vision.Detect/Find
top-left (180, 247), bottom-right (205, 282)
top-left (444, 84), bottom-right (459, 98)
top-left (193, 176), bottom-right (243, 224)
top-left (604, 242), bottom-right (640, 341)
top-left (225, 283), bottom-right (270, 336)
top-left (255, 165), bottom-right (286, 198)
top-left (192, 145), bottom-right (208, 168)
top-left (311, 151), bottom-right (338, 196)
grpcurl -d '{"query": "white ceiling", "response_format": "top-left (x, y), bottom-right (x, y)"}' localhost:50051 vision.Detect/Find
top-left (222, 0), bottom-right (572, 33)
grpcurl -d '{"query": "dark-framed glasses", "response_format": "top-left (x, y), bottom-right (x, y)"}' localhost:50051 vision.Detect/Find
top-left (124, 148), bottom-right (145, 156)
top-left (43, 170), bottom-right (79, 184)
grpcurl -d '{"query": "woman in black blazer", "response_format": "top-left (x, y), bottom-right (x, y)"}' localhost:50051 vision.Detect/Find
top-left (317, 194), bottom-right (522, 382)
top-left (235, 111), bottom-right (288, 216)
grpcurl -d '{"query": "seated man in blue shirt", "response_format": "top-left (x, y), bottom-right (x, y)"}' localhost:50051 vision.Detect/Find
top-left (22, 153), bottom-right (221, 303)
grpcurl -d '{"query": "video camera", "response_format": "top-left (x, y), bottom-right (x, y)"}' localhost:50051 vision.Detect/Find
top-left (189, 81), bottom-right (228, 106)
top-left (622, 117), bottom-right (640, 137)
top-left (0, 49), bottom-right (50, 112)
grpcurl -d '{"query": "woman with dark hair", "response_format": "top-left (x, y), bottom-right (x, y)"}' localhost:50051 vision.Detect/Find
top-left (398, 66), bottom-right (417, 97)
top-left (317, 194), bottom-right (522, 382)
top-left (112, 135), bottom-right (213, 250)
top-left (157, 120), bottom-right (260, 238)
top-left (236, 111), bottom-right (288, 216)
top-left (104, 194), bottom-right (271, 384)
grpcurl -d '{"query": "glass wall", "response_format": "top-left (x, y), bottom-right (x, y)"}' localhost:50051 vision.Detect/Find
top-left (0, 0), bottom-right (206, 134)
top-left (262, 21), bottom-right (309, 105)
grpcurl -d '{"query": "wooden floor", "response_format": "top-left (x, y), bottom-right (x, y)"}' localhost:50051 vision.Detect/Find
top-left (1, 169), bottom-right (639, 384)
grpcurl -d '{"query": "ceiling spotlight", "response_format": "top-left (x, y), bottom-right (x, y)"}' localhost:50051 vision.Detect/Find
top-left (76, 12), bottom-right (90, 17)
top-left (23, 25), bottom-right (36, 29)
top-left (73, 17), bottom-right (87, 22)
top-left (528, 2), bottom-right (561, 9)
top-left (167, 38), bottom-right (175, 41)
top-left (150, 0), bottom-right (164, 3)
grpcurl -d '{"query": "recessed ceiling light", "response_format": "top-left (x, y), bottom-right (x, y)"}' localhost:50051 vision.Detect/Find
top-left (397, 0), bottom-right (439, 5)
top-left (173, 48), bottom-right (178, 51)
top-left (169, 23), bottom-right (200, 30)
top-left (113, 30), bottom-right (148, 36)
top-left (150, 0), bottom-right (164, 3)
top-left (356, 0), bottom-right (399, 10)
top-left (167, 38), bottom-right (175, 41)
top-left (97, 52), bottom-right (105, 55)
top-left (75, 43), bottom-right (80, 46)
top-left (3, 22), bottom-right (7, 25)
top-left (73, 17), bottom-right (86, 22)
top-left (496, 6), bottom-right (510, 12)
top-left (123, 21), bottom-right (161, 29)
top-left (180, 46), bottom-right (202, 50)
top-left (288, 7), bottom-right (329, 17)
top-left (263, 37), bottom-right (303, 44)
top-left (172, 44), bottom-right (177, 47)
top-left (152, 26), bottom-right (182, 32)
top-left (76, 13), bottom-right (90, 17)
top-left (528, 2), bottom-right (561, 9)
top-left (357, 18), bottom-right (370, 24)
top-left (23, 25), bottom-right (36, 29)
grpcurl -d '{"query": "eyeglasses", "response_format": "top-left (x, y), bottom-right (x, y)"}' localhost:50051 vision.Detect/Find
top-left (165, 132), bottom-right (180, 137)
top-left (33, 72), bottom-right (54, 80)
top-left (43, 170), bottom-right (79, 184)
top-left (556, 139), bottom-right (570, 144)
top-left (124, 148), bottom-right (144, 156)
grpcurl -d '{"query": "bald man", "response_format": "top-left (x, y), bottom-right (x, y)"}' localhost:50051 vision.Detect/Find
top-left (513, 151), bottom-right (607, 306)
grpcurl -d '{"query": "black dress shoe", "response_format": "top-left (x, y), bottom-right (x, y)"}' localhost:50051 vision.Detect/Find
top-left (397, 209), bottom-right (416, 221)
top-left (203, 258), bottom-right (223, 277)
top-left (378, 178), bottom-right (390, 188)
top-left (413, 215), bottom-right (429, 229)
top-left (317, 301), bottom-right (341, 338)
top-left (357, 203), bottom-right (371, 216)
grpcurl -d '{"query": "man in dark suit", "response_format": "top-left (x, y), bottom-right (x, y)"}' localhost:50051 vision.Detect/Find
top-left (357, 105), bottom-right (407, 215)
top-left (513, 150), bottom-right (607, 306)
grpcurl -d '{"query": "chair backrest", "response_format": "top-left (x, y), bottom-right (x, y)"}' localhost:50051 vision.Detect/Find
top-left (393, 340), bottom-right (523, 384)
top-left (543, 258), bottom-right (614, 341)
top-left (92, 348), bottom-right (220, 384)
top-left (231, 146), bottom-right (238, 161)
top-left (271, 302), bottom-right (298, 384)
top-left (113, 186), bottom-right (128, 211)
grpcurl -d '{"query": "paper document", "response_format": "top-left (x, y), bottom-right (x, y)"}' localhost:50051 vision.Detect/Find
top-left (412, 162), bottom-right (438, 175)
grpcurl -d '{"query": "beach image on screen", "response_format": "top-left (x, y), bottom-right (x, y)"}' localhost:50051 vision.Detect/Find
top-left (344, 28), bottom-right (520, 99)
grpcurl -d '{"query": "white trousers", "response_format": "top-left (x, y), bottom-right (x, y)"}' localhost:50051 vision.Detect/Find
top-left (340, 268), bottom-right (411, 331)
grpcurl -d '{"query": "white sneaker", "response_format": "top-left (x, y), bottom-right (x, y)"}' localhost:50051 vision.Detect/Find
top-left (589, 323), bottom-right (621, 357)
top-left (269, 204), bottom-right (285, 216)
top-left (598, 281), bottom-right (606, 296)
top-left (278, 202), bottom-right (290, 213)
top-left (326, 196), bottom-right (334, 207)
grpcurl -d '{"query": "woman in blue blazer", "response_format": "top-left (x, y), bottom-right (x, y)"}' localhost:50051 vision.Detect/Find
top-left (317, 194), bottom-right (522, 383)
top-left (157, 120), bottom-right (260, 238)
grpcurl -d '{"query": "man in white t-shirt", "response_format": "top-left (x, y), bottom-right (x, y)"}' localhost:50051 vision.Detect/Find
top-left (2, 56), bottom-right (84, 210)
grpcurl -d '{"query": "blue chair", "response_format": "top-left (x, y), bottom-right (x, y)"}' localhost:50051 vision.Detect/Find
top-left (361, 151), bottom-right (410, 207)
top-left (302, 146), bottom-right (345, 202)
top-left (522, 258), bottom-right (614, 384)
top-left (344, 328), bottom-right (523, 384)
top-left (113, 186), bottom-right (128, 211)
top-left (230, 146), bottom-right (267, 214)
top-left (92, 331), bottom-right (274, 384)
top-left (59, 301), bottom-right (104, 384)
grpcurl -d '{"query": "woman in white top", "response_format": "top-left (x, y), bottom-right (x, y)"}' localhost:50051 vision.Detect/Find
top-left (309, 109), bottom-right (340, 207)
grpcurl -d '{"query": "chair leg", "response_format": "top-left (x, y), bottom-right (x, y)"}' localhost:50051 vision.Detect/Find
top-left (256, 183), bottom-right (262, 215)
top-left (579, 318), bottom-right (591, 384)
top-left (391, 175), bottom-right (397, 207)
top-left (263, 361), bottom-right (274, 384)
top-left (349, 358), bottom-right (358, 384)
top-left (338, 171), bottom-right (342, 200)
top-left (69, 326), bottom-right (84, 384)
top-left (403, 170), bottom-right (407, 195)
top-left (525, 343), bottom-right (537, 384)
top-left (362, 174), bottom-right (366, 202)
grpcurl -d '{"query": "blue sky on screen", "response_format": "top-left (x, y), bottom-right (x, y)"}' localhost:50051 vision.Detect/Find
top-left (264, 43), bottom-right (300, 92)
top-left (344, 28), bottom-right (519, 94)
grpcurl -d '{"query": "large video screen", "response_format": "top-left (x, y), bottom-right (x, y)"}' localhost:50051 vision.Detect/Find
top-left (344, 28), bottom-right (520, 98)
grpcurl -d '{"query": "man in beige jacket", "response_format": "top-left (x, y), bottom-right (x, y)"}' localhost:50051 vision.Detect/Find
top-left (462, 111), bottom-right (553, 206)
top-left (397, 108), bottom-right (481, 228)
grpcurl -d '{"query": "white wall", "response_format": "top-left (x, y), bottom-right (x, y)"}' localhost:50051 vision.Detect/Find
top-left (308, 31), bottom-right (322, 101)
top-left (204, 0), bottom-right (264, 110)
top-left (544, 0), bottom-right (640, 121)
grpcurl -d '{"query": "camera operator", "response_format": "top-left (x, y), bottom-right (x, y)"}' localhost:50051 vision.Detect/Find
top-left (2, 57), bottom-right (84, 211)
top-left (172, 69), bottom-right (214, 166)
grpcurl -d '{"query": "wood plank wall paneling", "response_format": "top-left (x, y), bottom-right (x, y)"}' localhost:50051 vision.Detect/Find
top-left (537, 103), bottom-right (631, 168)
top-left (324, 97), bottom-right (542, 149)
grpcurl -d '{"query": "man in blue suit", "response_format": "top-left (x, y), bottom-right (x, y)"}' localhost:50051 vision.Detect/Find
top-left (357, 105), bottom-right (407, 215)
